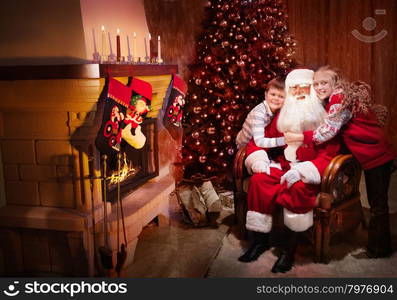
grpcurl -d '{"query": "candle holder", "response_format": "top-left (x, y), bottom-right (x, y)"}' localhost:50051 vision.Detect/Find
top-left (127, 54), bottom-right (133, 64)
top-left (156, 57), bottom-right (164, 64)
top-left (108, 53), bottom-right (116, 63)
top-left (144, 56), bottom-right (151, 64)
top-left (101, 55), bottom-right (108, 64)
top-left (119, 56), bottom-right (126, 64)
top-left (92, 52), bottom-right (101, 63)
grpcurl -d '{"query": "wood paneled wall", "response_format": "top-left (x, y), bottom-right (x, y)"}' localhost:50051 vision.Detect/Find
top-left (144, 0), bottom-right (397, 146)
top-left (287, 0), bottom-right (397, 146)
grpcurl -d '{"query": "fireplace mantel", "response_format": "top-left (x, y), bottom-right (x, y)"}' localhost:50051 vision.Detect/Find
top-left (0, 64), bottom-right (178, 80)
top-left (0, 64), bottom-right (179, 276)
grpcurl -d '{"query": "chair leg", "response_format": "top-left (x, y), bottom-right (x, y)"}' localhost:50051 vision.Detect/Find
top-left (314, 217), bottom-right (323, 263)
top-left (322, 219), bottom-right (331, 263)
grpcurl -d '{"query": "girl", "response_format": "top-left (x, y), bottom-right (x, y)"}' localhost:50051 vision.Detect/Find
top-left (285, 65), bottom-right (396, 258)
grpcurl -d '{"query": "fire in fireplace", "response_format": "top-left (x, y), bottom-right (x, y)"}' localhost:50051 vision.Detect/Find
top-left (106, 118), bottom-right (159, 201)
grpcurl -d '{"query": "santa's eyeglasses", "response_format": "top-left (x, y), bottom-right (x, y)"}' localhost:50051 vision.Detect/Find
top-left (289, 84), bottom-right (311, 95)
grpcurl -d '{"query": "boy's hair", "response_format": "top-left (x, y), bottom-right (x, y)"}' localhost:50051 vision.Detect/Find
top-left (266, 77), bottom-right (285, 91)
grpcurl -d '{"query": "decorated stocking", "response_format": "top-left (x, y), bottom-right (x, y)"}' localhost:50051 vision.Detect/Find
top-left (162, 74), bottom-right (187, 140)
top-left (95, 78), bottom-right (131, 155)
top-left (95, 77), bottom-right (152, 155)
top-left (122, 77), bottom-right (152, 149)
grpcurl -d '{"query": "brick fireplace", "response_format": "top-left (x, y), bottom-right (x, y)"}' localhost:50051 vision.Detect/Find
top-left (0, 64), bottom-right (179, 276)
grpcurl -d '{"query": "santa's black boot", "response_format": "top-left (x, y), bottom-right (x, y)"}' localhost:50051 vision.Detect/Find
top-left (238, 231), bottom-right (270, 262)
top-left (271, 228), bottom-right (299, 273)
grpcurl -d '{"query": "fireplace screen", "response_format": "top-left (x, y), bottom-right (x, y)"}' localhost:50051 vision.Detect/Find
top-left (105, 118), bottom-right (159, 201)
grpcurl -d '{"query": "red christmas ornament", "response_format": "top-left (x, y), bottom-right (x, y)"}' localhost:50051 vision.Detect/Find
top-left (216, 80), bottom-right (225, 89)
top-left (193, 106), bottom-right (202, 114)
top-left (236, 60), bottom-right (245, 67)
top-left (207, 126), bottom-right (216, 134)
top-left (249, 79), bottom-right (257, 87)
top-left (191, 131), bottom-right (200, 139)
top-left (220, 20), bottom-right (228, 27)
top-left (223, 135), bottom-right (232, 143)
top-left (204, 55), bottom-right (213, 64)
top-left (199, 155), bottom-right (207, 163)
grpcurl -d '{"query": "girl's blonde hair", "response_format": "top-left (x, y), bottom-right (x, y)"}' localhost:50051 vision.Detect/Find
top-left (315, 65), bottom-right (387, 126)
top-left (315, 65), bottom-right (344, 89)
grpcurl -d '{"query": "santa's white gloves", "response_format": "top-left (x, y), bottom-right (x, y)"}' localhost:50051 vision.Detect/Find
top-left (280, 169), bottom-right (301, 188)
top-left (251, 161), bottom-right (270, 175)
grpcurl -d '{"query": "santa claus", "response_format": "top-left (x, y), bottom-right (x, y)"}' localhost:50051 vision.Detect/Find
top-left (238, 69), bottom-right (341, 273)
top-left (277, 69), bottom-right (327, 162)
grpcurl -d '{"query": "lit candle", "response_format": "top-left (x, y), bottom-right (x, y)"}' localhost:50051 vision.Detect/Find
top-left (148, 33), bottom-right (151, 58)
top-left (108, 31), bottom-right (113, 55)
top-left (127, 35), bottom-right (131, 56)
top-left (127, 35), bottom-right (132, 62)
top-left (101, 25), bottom-right (106, 57)
top-left (108, 31), bottom-right (115, 62)
top-left (92, 28), bottom-right (100, 62)
top-left (133, 32), bottom-right (137, 60)
top-left (116, 28), bottom-right (121, 62)
top-left (92, 28), bottom-right (98, 53)
top-left (144, 37), bottom-right (148, 58)
top-left (157, 35), bottom-right (162, 62)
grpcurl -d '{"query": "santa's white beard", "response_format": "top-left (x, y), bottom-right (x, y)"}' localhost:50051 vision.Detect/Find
top-left (277, 89), bottom-right (326, 162)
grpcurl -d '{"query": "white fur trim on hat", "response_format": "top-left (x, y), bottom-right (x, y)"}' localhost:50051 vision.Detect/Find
top-left (285, 69), bottom-right (314, 88)
top-left (283, 208), bottom-right (313, 232)
top-left (292, 161), bottom-right (321, 185)
top-left (246, 210), bottom-right (273, 233)
top-left (245, 150), bottom-right (270, 175)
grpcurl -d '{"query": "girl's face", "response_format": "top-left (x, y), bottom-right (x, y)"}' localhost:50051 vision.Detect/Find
top-left (313, 71), bottom-right (335, 100)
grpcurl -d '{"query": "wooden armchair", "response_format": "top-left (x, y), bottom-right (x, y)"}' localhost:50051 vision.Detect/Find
top-left (233, 146), bottom-right (363, 263)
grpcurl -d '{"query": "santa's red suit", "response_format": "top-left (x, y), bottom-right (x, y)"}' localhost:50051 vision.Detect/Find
top-left (245, 114), bottom-right (341, 233)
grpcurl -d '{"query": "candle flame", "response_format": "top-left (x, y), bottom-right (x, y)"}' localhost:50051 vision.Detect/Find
top-left (101, 25), bottom-right (105, 31)
top-left (117, 28), bottom-right (120, 34)
top-left (148, 33), bottom-right (151, 40)
top-left (158, 35), bottom-right (160, 41)
top-left (133, 32), bottom-right (136, 37)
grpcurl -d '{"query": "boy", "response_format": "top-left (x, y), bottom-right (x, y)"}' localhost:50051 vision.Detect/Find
top-left (236, 78), bottom-right (286, 159)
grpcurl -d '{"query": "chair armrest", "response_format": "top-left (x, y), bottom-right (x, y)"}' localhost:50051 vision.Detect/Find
top-left (320, 154), bottom-right (362, 207)
top-left (233, 146), bottom-right (247, 193)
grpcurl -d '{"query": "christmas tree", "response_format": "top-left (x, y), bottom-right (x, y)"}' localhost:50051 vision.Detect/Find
top-left (182, 0), bottom-right (296, 183)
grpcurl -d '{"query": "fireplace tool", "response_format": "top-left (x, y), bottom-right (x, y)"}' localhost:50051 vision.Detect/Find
top-left (98, 154), bottom-right (113, 271)
top-left (115, 152), bottom-right (128, 277)
top-left (88, 154), bottom-right (100, 275)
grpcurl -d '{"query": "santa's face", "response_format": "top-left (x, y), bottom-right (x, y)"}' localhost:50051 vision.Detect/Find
top-left (265, 87), bottom-right (285, 113)
top-left (277, 84), bottom-right (326, 134)
top-left (313, 71), bottom-right (335, 100)
top-left (288, 84), bottom-right (311, 101)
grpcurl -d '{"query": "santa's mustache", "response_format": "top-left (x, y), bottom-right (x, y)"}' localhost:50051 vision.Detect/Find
top-left (294, 94), bottom-right (308, 101)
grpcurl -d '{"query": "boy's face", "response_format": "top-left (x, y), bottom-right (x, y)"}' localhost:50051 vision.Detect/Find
top-left (265, 87), bottom-right (285, 113)
top-left (313, 71), bottom-right (335, 100)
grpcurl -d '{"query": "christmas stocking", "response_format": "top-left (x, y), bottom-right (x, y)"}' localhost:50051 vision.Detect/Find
top-left (95, 77), bottom-right (131, 155)
top-left (95, 77), bottom-right (153, 154)
top-left (123, 77), bottom-right (152, 149)
top-left (162, 74), bottom-right (187, 140)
